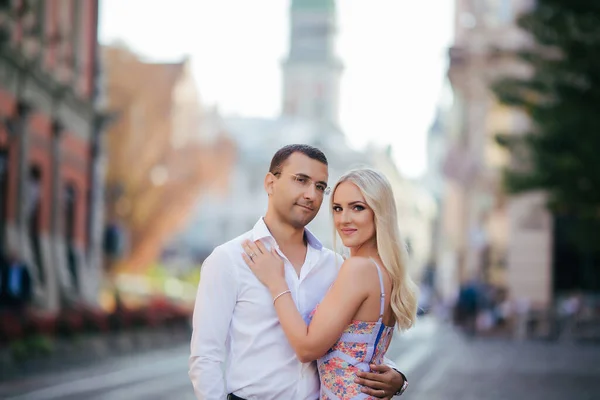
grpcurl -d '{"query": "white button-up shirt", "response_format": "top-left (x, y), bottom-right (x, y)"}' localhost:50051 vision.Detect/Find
top-left (189, 218), bottom-right (341, 400)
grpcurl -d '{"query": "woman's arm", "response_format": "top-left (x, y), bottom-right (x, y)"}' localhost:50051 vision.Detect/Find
top-left (273, 258), bottom-right (370, 362)
top-left (242, 240), bottom-right (370, 362)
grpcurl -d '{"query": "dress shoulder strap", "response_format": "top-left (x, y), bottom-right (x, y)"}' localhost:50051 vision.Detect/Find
top-left (369, 258), bottom-right (386, 319)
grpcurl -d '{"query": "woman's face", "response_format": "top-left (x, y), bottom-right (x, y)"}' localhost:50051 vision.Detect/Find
top-left (332, 181), bottom-right (376, 250)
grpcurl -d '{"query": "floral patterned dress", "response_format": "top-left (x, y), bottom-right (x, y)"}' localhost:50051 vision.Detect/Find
top-left (308, 259), bottom-right (395, 400)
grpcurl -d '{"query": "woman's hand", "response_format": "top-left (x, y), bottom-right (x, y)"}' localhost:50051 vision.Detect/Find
top-left (242, 240), bottom-right (287, 295)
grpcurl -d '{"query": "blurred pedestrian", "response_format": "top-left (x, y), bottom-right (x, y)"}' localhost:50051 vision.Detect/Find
top-left (0, 251), bottom-right (32, 313)
top-left (455, 278), bottom-right (480, 336)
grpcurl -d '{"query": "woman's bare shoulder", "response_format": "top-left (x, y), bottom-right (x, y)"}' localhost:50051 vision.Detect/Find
top-left (338, 256), bottom-right (376, 278)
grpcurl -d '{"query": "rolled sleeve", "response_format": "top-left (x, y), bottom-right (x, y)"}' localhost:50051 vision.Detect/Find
top-left (188, 246), bottom-right (238, 400)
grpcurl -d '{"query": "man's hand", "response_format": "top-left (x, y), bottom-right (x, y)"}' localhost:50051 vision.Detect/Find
top-left (355, 363), bottom-right (404, 399)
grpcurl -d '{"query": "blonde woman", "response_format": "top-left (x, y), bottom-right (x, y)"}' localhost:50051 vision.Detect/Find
top-left (242, 168), bottom-right (418, 399)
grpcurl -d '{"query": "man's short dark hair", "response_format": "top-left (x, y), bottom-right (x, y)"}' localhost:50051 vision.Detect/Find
top-left (269, 144), bottom-right (328, 174)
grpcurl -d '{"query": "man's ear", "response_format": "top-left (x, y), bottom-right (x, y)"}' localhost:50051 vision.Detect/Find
top-left (265, 172), bottom-right (275, 196)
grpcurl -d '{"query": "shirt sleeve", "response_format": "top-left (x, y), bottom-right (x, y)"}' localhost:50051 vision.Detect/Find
top-left (383, 355), bottom-right (398, 369)
top-left (188, 246), bottom-right (238, 399)
top-left (334, 253), bottom-right (345, 271)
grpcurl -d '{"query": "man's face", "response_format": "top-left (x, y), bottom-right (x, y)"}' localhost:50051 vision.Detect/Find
top-left (266, 152), bottom-right (329, 229)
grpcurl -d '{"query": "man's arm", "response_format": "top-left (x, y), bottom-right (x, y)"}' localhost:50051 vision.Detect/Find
top-left (188, 247), bottom-right (238, 400)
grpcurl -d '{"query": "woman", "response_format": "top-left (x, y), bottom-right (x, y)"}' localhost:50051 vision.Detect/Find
top-left (242, 168), bottom-right (418, 399)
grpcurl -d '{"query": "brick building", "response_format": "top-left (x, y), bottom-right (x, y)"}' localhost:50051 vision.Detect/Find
top-left (0, 0), bottom-right (104, 312)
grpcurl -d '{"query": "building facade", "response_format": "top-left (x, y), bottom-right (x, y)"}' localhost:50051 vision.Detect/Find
top-left (101, 45), bottom-right (236, 274)
top-left (0, 0), bottom-right (103, 312)
top-left (441, 0), bottom-right (553, 308)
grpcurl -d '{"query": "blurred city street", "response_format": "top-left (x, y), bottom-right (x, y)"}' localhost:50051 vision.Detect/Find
top-left (1, 316), bottom-right (599, 400)
top-left (1, 0), bottom-right (600, 399)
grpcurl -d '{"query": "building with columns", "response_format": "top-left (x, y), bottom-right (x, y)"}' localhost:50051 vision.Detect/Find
top-left (0, 0), bottom-right (104, 312)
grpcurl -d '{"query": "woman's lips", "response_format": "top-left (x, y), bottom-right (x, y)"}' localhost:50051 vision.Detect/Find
top-left (340, 228), bottom-right (357, 235)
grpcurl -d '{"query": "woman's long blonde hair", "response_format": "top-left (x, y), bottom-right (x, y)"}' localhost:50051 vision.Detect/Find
top-left (331, 168), bottom-right (418, 330)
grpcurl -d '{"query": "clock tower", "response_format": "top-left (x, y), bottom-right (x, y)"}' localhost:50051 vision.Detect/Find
top-left (282, 0), bottom-right (343, 127)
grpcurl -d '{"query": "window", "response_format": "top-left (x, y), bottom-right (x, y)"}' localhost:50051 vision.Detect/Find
top-left (498, 0), bottom-right (513, 23)
top-left (313, 99), bottom-right (326, 120)
top-left (27, 165), bottom-right (44, 284)
top-left (64, 183), bottom-right (78, 287)
top-left (0, 149), bottom-right (8, 256)
top-left (482, 0), bottom-right (513, 27)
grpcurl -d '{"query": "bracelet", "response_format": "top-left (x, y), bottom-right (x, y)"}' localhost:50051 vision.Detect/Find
top-left (273, 290), bottom-right (291, 305)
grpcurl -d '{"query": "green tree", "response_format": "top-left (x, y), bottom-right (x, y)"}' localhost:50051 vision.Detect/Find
top-left (493, 1), bottom-right (600, 252)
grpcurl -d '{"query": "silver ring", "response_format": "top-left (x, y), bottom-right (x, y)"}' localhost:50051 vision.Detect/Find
top-left (249, 252), bottom-right (256, 259)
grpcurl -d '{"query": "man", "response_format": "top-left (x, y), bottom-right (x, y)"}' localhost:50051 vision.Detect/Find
top-left (189, 144), bottom-right (408, 399)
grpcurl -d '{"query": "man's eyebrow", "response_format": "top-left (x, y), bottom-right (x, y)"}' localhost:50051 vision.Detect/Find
top-left (295, 173), bottom-right (327, 186)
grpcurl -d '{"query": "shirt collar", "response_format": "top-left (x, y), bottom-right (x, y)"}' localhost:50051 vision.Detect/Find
top-left (251, 217), bottom-right (323, 251)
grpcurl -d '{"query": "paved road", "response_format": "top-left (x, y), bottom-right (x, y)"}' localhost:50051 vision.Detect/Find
top-left (392, 318), bottom-right (600, 400)
top-left (1, 317), bottom-right (599, 399)
top-left (0, 345), bottom-right (195, 400)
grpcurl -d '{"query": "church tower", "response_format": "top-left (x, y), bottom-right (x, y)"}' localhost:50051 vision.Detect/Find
top-left (282, 0), bottom-right (343, 127)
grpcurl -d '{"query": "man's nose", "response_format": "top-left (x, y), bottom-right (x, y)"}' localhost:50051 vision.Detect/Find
top-left (304, 183), bottom-right (318, 199)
